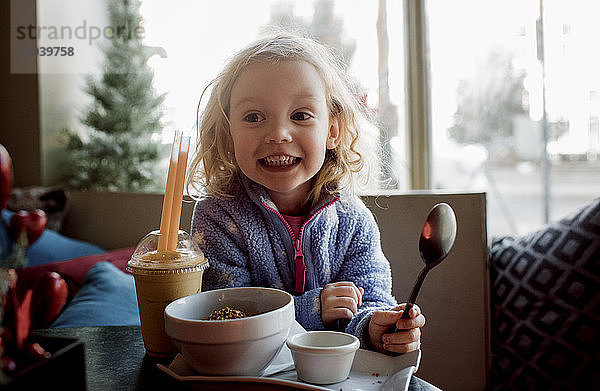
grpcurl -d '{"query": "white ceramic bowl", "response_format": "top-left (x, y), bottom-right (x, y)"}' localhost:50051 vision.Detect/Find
top-left (286, 331), bottom-right (360, 384)
top-left (164, 287), bottom-right (294, 376)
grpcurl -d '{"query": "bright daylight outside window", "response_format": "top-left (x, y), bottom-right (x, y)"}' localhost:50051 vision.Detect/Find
top-left (428, 0), bottom-right (600, 237)
top-left (140, 0), bottom-right (408, 192)
top-left (143, 0), bottom-right (599, 238)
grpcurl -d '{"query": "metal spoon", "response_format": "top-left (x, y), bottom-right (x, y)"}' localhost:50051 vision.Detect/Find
top-left (400, 202), bottom-right (457, 319)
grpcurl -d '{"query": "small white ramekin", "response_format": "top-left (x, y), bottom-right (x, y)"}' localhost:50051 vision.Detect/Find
top-left (286, 330), bottom-right (360, 384)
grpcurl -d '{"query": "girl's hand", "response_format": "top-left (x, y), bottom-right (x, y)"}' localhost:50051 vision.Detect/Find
top-left (320, 281), bottom-right (364, 328)
top-left (368, 304), bottom-right (426, 354)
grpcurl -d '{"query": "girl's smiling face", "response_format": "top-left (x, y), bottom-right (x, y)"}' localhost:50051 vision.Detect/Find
top-left (228, 60), bottom-right (340, 214)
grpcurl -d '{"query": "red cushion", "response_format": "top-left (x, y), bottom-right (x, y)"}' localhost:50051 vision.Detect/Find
top-left (16, 247), bottom-right (134, 290)
top-left (14, 247), bottom-right (135, 329)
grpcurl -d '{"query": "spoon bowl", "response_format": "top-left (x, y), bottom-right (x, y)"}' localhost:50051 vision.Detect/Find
top-left (400, 203), bottom-right (457, 319)
top-left (419, 203), bottom-right (457, 269)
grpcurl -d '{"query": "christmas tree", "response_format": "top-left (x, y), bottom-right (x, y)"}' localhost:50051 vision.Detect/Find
top-left (62, 0), bottom-right (165, 192)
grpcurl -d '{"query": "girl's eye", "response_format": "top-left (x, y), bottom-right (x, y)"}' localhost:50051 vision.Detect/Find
top-left (243, 113), bottom-right (264, 122)
top-left (291, 112), bottom-right (311, 121)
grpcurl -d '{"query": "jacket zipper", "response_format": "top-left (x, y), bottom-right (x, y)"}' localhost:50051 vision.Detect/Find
top-left (262, 198), bottom-right (340, 293)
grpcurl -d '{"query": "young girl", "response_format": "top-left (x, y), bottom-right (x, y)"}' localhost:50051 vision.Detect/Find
top-left (187, 33), bottom-right (426, 356)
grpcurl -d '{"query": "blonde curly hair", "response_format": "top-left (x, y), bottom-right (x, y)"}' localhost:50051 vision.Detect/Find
top-left (187, 33), bottom-right (374, 211)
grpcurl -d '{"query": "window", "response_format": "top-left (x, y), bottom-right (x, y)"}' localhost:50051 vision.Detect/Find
top-left (32, 0), bottom-right (599, 238)
top-left (427, 0), bottom-right (600, 237)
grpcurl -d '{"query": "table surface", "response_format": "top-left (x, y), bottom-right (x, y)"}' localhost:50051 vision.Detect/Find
top-left (33, 326), bottom-right (297, 391)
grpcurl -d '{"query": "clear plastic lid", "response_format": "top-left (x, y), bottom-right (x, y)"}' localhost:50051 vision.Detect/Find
top-left (126, 230), bottom-right (208, 274)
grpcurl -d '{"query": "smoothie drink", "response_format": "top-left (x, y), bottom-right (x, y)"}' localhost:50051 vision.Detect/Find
top-left (127, 230), bottom-right (208, 357)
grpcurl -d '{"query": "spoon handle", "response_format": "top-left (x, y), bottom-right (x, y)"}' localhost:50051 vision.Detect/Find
top-left (400, 265), bottom-right (430, 319)
top-left (400, 302), bottom-right (415, 319)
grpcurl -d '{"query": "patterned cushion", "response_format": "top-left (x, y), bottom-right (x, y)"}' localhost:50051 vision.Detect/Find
top-left (489, 198), bottom-right (600, 391)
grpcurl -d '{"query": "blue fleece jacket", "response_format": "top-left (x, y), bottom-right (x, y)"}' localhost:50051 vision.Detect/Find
top-left (191, 175), bottom-right (397, 347)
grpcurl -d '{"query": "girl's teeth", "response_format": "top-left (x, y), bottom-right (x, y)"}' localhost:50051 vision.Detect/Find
top-left (263, 155), bottom-right (297, 166)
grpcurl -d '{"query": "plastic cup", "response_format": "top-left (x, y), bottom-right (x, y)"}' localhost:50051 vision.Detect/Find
top-left (127, 229), bottom-right (209, 357)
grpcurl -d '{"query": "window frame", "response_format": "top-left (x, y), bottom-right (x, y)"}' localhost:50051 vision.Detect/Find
top-left (404, 0), bottom-right (431, 190)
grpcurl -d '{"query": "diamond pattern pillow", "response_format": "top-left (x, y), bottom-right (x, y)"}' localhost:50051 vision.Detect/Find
top-left (489, 198), bottom-right (600, 390)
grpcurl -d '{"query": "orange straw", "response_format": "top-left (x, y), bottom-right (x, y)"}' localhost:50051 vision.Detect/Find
top-left (158, 131), bottom-right (181, 251)
top-left (166, 134), bottom-right (190, 251)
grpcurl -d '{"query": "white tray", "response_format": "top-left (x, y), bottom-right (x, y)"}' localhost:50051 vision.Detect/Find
top-left (158, 322), bottom-right (421, 391)
top-left (157, 347), bottom-right (421, 391)
top-left (158, 349), bottom-right (420, 391)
